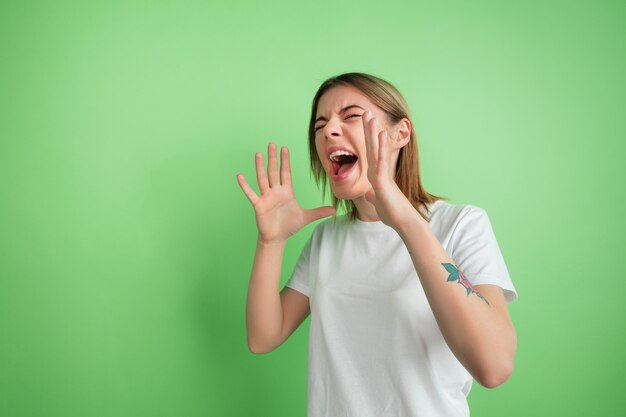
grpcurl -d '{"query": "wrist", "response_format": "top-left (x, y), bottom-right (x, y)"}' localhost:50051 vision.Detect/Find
top-left (395, 207), bottom-right (428, 240)
top-left (257, 236), bottom-right (288, 247)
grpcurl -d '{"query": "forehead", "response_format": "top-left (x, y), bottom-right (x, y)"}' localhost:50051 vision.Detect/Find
top-left (315, 85), bottom-right (372, 116)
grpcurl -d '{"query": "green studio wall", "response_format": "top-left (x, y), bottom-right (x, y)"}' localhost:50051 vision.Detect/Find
top-left (0, 0), bottom-right (624, 416)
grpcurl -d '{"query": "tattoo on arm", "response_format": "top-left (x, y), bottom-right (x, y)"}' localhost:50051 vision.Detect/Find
top-left (441, 263), bottom-right (490, 306)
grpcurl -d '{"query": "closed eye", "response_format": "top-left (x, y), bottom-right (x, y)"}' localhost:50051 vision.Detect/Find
top-left (314, 114), bottom-right (362, 132)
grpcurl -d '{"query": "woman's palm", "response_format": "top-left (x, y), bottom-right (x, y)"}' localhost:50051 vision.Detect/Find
top-left (237, 143), bottom-right (335, 242)
top-left (254, 183), bottom-right (303, 240)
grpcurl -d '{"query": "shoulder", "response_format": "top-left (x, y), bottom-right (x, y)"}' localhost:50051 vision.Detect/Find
top-left (308, 214), bottom-right (344, 238)
top-left (428, 200), bottom-right (487, 228)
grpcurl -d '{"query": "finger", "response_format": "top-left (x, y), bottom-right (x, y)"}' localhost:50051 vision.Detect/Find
top-left (255, 152), bottom-right (269, 193)
top-left (362, 111), bottom-right (373, 169)
top-left (267, 142), bottom-right (280, 187)
top-left (369, 117), bottom-right (380, 164)
top-left (366, 116), bottom-right (380, 176)
top-left (279, 146), bottom-right (292, 186)
top-left (378, 130), bottom-right (388, 177)
top-left (236, 173), bottom-right (260, 206)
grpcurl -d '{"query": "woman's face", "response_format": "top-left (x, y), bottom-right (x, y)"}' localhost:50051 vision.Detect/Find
top-left (314, 85), bottom-right (393, 200)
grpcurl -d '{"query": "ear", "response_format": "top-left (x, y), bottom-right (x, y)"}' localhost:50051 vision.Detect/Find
top-left (394, 117), bottom-right (412, 149)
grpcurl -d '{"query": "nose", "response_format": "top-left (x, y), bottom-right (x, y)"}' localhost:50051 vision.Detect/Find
top-left (322, 119), bottom-right (341, 141)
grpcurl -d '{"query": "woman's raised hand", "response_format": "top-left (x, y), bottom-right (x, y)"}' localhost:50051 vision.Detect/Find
top-left (236, 142), bottom-right (336, 243)
top-left (360, 111), bottom-right (416, 231)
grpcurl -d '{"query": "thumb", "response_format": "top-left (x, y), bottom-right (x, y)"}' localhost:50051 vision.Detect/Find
top-left (364, 188), bottom-right (377, 205)
top-left (304, 206), bottom-right (336, 223)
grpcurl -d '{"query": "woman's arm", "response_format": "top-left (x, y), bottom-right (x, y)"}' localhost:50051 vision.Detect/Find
top-left (246, 237), bottom-right (287, 353)
top-left (358, 111), bottom-right (516, 388)
top-left (396, 211), bottom-right (517, 388)
top-left (237, 143), bottom-right (335, 353)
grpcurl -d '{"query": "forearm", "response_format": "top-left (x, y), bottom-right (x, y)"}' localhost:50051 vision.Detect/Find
top-left (246, 237), bottom-right (286, 353)
top-left (396, 210), bottom-right (515, 386)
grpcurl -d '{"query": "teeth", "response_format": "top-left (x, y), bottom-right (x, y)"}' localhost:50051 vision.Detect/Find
top-left (329, 150), bottom-right (355, 162)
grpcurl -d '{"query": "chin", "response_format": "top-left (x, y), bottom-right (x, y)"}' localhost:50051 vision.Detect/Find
top-left (329, 182), bottom-right (367, 201)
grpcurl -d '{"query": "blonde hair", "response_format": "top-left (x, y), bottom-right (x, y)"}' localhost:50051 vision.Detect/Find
top-left (308, 72), bottom-right (448, 223)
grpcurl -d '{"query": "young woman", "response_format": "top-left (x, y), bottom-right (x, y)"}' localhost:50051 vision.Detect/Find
top-left (237, 72), bottom-right (518, 417)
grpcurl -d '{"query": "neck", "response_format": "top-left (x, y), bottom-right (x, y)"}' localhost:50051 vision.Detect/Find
top-left (352, 195), bottom-right (380, 222)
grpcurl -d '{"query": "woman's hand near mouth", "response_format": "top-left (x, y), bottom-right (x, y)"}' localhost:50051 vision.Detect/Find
top-left (237, 142), bottom-right (336, 243)
top-left (361, 111), bottom-right (416, 231)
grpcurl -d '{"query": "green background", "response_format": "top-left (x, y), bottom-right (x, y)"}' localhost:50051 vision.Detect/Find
top-left (1, 0), bottom-right (624, 416)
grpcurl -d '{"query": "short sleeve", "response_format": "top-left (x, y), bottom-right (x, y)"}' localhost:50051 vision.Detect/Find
top-left (283, 231), bottom-right (314, 297)
top-left (449, 207), bottom-right (518, 304)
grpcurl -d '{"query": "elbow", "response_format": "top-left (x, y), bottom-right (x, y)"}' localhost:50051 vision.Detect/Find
top-left (247, 324), bottom-right (283, 354)
top-left (248, 342), bottom-right (271, 354)
top-left (247, 338), bottom-right (278, 355)
top-left (248, 338), bottom-right (266, 354)
top-left (475, 328), bottom-right (517, 388)
top-left (474, 349), bottom-right (516, 388)
top-left (475, 362), bottom-right (514, 388)
top-left (248, 343), bottom-right (263, 354)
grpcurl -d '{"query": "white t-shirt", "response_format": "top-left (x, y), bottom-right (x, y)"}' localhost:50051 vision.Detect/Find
top-left (284, 199), bottom-right (518, 417)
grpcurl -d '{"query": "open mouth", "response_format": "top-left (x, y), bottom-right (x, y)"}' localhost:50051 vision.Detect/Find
top-left (330, 152), bottom-right (359, 177)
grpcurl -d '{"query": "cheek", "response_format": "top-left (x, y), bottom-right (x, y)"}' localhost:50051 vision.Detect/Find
top-left (314, 140), bottom-right (328, 169)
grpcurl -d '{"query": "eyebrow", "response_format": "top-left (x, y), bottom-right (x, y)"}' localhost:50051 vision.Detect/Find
top-left (315, 104), bottom-right (365, 124)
